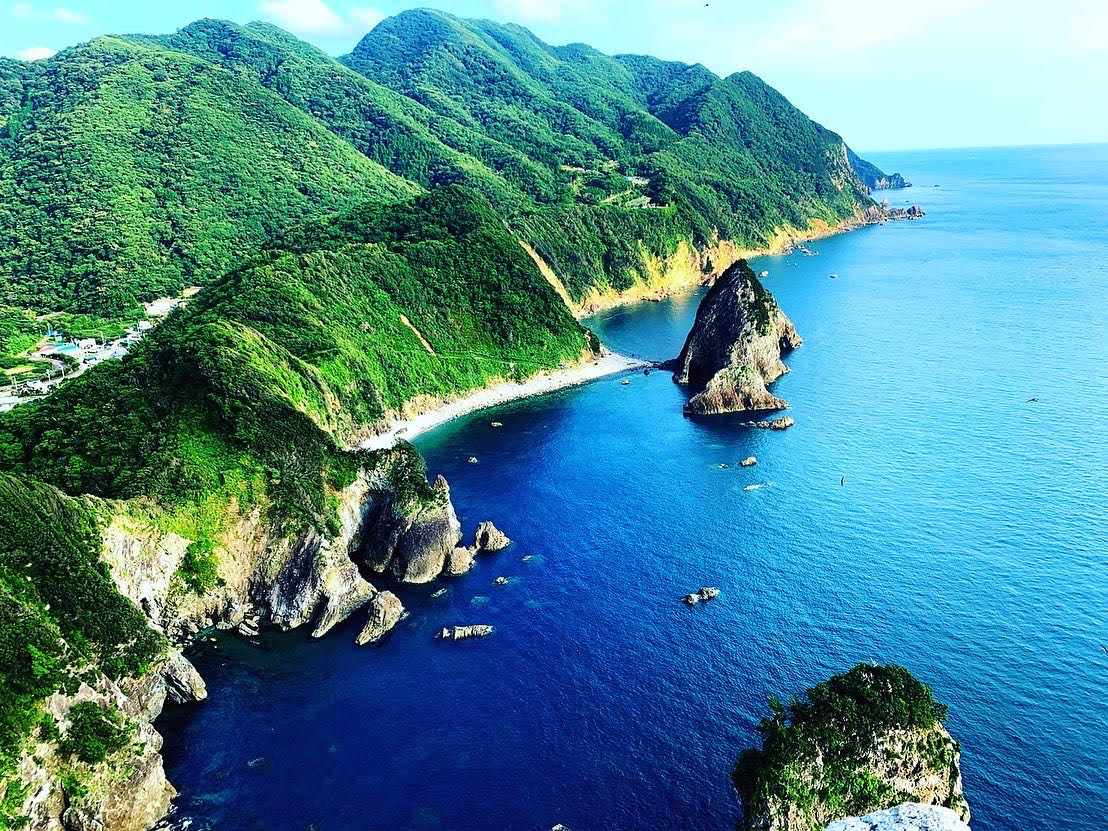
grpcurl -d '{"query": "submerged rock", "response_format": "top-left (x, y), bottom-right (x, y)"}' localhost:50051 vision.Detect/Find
top-left (474, 521), bottom-right (511, 552)
top-left (355, 591), bottom-right (404, 645)
top-left (438, 624), bottom-right (494, 641)
top-left (667, 260), bottom-right (801, 416)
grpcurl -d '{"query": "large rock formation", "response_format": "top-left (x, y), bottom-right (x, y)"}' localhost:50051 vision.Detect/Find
top-left (360, 474), bottom-right (463, 583)
top-left (667, 259), bottom-right (801, 415)
top-left (733, 664), bottom-right (970, 831)
top-left (826, 804), bottom-right (970, 831)
top-left (5, 449), bottom-right (473, 831)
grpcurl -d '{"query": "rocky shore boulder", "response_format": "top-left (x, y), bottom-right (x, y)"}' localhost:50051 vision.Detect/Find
top-left (734, 664), bottom-right (970, 831)
top-left (444, 545), bottom-right (477, 576)
top-left (438, 624), bottom-right (494, 640)
top-left (666, 260), bottom-right (801, 416)
top-left (162, 653), bottom-right (207, 704)
top-left (360, 474), bottom-right (463, 584)
top-left (474, 521), bottom-right (511, 552)
top-left (355, 591), bottom-right (404, 645)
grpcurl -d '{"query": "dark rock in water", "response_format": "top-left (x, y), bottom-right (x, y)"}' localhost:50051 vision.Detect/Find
top-left (474, 520), bottom-right (511, 552)
top-left (444, 545), bottom-right (477, 576)
top-left (698, 586), bottom-right (720, 601)
top-left (743, 416), bottom-right (795, 430)
top-left (438, 624), bottom-right (494, 641)
top-left (355, 591), bottom-right (404, 645)
top-left (666, 260), bottom-right (801, 416)
top-left (360, 475), bottom-right (462, 584)
top-left (162, 653), bottom-right (207, 704)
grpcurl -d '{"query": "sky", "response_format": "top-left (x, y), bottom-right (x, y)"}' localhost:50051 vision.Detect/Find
top-left (3, 0), bottom-right (1107, 151)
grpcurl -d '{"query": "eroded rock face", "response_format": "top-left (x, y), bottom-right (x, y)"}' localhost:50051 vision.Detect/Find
top-left (355, 591), bottom-right (404, 645)
top-left (444, 545), bottom-right (477, 576)
top-left (826, 803), bottom-right (970, 831)
top-left (668, 260), bottom-right (801, 416)
top-left (474, 521), bottom-right (511, 552)
top-left (361, 475), bottom-right (463, 584)
top-left (162, 652), bottom-right (207, 704)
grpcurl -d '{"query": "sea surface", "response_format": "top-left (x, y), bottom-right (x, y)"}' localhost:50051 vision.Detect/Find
top-left (158, 144), bottom-right (1108, 831)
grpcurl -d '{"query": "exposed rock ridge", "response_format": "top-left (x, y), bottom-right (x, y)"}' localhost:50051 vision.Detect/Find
top-left (667, 259), bottom-right (801, 415)
top-left (15, 450), bottom-right (476, 831)
top-left (734, 665), bottom-right (970, 831)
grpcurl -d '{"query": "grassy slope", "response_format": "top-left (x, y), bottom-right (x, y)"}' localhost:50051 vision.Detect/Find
top-left (0, 36), bottom-right (418, 316)
top-left (342, 9), bottom-right (883, 303)
top-left (0, 12), bottom-right (898, 318)
top-left (0, 186), bottom-right (591, 806)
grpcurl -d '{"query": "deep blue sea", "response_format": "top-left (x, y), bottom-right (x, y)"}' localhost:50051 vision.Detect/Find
top-left (158, 145), bottom-right (1108, 831)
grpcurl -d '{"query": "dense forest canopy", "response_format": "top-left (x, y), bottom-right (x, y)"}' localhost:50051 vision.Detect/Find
top-left (0, 9), bottom-right (899, 317)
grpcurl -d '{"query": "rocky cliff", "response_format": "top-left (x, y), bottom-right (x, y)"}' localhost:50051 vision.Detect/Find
top-left (734, 665), bottom-right (970, 831)
top-left (1, 447), bottom-right (480, 831)
top-left (666, 259), bottom-right (802, 415)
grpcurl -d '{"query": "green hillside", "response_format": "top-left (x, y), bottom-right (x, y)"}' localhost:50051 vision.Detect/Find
top-left (0, 36), bottom-right (418, 316)
top-left (0, 11), bottom-right (901, 318)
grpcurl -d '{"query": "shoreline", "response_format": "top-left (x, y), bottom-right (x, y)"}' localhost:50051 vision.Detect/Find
top-left (570, 204), bottom-right (898, 318)
top-left (360, 350), bottom-right (648, 450)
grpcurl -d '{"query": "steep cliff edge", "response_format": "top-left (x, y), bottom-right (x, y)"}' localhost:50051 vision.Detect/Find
top-left (666, 260), bottom-right (802, 415)
top-left (733, 665), bottom-right (971, 831)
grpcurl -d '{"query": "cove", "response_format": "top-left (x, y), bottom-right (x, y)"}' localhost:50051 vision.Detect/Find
top-left (157, 144), bottom-right (1108, 831)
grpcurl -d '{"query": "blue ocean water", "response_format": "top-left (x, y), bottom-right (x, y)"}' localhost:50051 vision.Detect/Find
top-left (158, 145), bottom-right (1108, 831)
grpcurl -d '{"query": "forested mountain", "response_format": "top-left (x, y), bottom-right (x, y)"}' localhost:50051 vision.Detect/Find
top-left (0, 9), bottom-right (900, 317)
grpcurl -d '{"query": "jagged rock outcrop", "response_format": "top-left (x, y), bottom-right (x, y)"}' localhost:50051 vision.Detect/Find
top-left (826, 804), bottom-right (970, 831)
top-left (734, 664), bottom-right (970, 831)
top-left (361, 475), bottom-right (463, 583)
top-left (667, 259), bottom-right (801, 415)
top-left (162, 652), bottom-right (208, 704)
top-left (474, 520), bottom-right (511, 552)
top-left (355, 590), bottom-right (404, 645)
top-left (10, 453), bottom-right (463, 831)
top-left (444, 545), bottom-right (477, 576)
top-left (438, 624), bottom-right (494, 640)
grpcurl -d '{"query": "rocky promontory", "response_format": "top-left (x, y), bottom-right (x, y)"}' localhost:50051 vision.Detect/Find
top-left (733, 664), bottom-right (970, 831)
top-left (665, 259), bottom-right (802, 415)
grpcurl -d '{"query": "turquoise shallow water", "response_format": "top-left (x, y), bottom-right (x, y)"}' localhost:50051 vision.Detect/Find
top-left (159, 145), bottom-right (1108, 831)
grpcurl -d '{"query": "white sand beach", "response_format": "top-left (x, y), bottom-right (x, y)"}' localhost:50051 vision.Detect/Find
top-left (361, 350), bottom-right (648, 450)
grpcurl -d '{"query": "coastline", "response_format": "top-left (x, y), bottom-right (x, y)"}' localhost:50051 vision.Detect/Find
top-left (569, 205), bottom-right (897, 318)
top-left (360, 350), bottom-right (647, 450)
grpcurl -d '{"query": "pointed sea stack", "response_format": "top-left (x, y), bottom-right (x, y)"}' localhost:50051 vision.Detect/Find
top-left (667, 260), bottom-right (801, 415)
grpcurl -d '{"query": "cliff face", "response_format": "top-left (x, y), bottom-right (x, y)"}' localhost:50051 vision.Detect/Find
top-left (668, 259), bottom-right (802, 415)
top-left (734, 665), bottom-right (970, 831)
top-left (4, 450), bottom-right (469, 831)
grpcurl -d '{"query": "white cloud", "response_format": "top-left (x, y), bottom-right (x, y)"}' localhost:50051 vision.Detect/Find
top-left (18, 45), bottom-right (55, 60)
top-left (349, 6), bottom-right (384, 30)
top-left (52, 7), bottom-right (88, 24)
top-left (743, 0), bottom-right (981, 64)
top-left (259, 0), bottom-right (383, 37)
